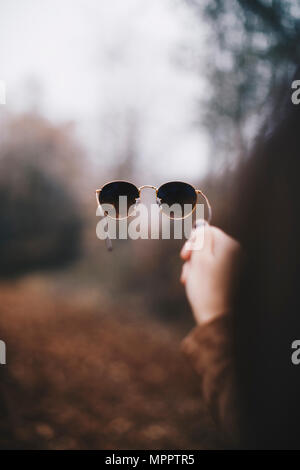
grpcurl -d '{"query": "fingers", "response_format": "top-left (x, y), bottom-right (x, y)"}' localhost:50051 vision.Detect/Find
top-left (180, 223), bottom-right (214, 260)
top-left (180, 261), bottom-right (189, 285)
top-left (209, 227), bottom-right (240, 258)
top-left (180, 225), bottom-right (240, 268)
top-left (180, 233), bottom-right (195, 260)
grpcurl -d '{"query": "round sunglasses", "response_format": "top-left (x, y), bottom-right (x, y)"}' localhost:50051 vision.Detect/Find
top-left (95, 180), bottom-right (212, 222)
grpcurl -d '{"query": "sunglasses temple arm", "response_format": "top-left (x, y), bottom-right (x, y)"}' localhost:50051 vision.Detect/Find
top-left (105, 234), bottom-right (113, 252)
top-left (197, 189), bottom-right (212, 225)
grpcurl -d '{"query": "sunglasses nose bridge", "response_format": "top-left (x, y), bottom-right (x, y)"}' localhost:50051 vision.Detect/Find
top-left (138, 185), bottom-right (158, 193)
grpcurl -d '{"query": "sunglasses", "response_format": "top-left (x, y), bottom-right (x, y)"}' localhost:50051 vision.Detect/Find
top-left (95, 180), bottom-right (212, 250)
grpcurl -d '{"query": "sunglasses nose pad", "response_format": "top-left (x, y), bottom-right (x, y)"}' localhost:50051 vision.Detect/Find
top-left (128, 197), bottom-right (140, 216)
top-left (156, 198), bottom-right (164, 217)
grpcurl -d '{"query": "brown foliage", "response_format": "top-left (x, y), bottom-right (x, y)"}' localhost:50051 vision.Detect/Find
top-left (0, 277), bottom-right (221, 449)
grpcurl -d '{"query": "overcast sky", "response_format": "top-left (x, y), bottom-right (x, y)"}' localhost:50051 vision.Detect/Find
top-left (0, 0), bottom-right (210, 181)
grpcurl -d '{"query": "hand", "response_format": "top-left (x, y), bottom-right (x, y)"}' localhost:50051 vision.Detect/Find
top-left (180, 224), bottom-right (240, 325)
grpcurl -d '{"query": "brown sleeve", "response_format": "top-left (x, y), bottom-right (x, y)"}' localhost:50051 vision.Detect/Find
top-left (181, 314), bottom-right (239, 445)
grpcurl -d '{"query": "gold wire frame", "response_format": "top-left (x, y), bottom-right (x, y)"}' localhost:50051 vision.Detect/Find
top-left (95, 180), bottom-right (212, 223)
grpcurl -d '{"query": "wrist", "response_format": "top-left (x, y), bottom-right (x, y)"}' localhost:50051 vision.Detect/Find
top-left (192, 303), bottom-right (229, 325)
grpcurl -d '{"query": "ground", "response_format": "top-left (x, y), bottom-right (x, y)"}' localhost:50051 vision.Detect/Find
top-left (0, 274), bottom-right (221, 449)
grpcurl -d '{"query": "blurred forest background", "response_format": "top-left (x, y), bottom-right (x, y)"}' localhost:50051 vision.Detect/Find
top-left (0, 0), bottom-right (300, 449)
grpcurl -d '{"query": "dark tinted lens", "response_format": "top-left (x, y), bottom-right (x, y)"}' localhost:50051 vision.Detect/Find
top-left (99, 181), bottom-right (139, 218)
top-left (157, 182), bottom-right (197, 219)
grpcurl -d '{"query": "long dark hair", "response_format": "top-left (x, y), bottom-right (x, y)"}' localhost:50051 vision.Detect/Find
top-left (232, 66), bottom-right (300, 449)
